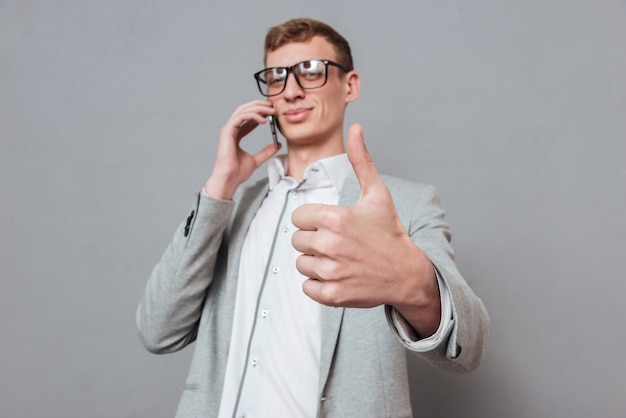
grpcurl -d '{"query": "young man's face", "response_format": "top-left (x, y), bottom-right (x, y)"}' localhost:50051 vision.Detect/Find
top-left (265, 36), bottom-right (359, 149)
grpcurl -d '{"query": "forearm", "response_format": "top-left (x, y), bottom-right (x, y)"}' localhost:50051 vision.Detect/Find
top-left (388, 184), bottom-right (490, 372)
top-left (390, 241), bottom-right (442, 338)
top-left (136, 192), bottom-right (234, 353)
top-left (204, 170), bottom-right (242, 201)
top-left (404, 258), bottom-right (490, 373)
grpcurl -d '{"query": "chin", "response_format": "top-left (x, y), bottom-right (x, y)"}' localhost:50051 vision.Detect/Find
top-left (281, 126), bottom-right (318, 144)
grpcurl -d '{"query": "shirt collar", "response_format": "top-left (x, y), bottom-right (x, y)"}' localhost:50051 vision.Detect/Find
top-left (268, 153), bottom-right (352, 192)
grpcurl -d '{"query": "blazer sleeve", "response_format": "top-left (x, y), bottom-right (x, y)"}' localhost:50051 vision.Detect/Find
top-left (136, 191), bottom-right (235, 354)
top-left (385, 180), bottom-right (491, 373)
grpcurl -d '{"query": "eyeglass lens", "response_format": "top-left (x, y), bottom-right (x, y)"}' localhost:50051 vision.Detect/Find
top-left (258, 60), bottom-right (327, 96)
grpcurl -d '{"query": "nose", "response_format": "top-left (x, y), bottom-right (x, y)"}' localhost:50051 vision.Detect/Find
top-left (282, 70), bottom-right (304, 100)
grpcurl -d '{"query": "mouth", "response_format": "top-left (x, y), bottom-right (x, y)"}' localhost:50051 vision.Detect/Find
top-left (283, 107), bottom-right (312, 123)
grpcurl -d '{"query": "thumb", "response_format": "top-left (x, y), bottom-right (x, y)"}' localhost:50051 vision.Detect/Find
top-left (254, 141), bottom-right (282, 166)
top-left (347, 124), bottom-right (385, 199)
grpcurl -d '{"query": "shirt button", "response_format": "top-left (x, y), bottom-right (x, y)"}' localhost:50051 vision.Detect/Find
top-left (251, 358), bottom-right (258, 367)
top-left (283, 224), bottom-right (290, 233)
top-left (272, 266), bottom-right (280, 274)
top-left (261, 309), bottom-right (269, 318)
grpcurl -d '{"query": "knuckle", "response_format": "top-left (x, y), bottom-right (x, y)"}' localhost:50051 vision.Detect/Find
top-left (316, 259), bottom-right (341, 280)
top-left (316, 234), bottom-right (342, 257)
top-left (319, 206), bottom-right (347, 230)
top-left (319, 283), bottom-right (345, 306)
top-left (290, 230), bottom-right (300, 249)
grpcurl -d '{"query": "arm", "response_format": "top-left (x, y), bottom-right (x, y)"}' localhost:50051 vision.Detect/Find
top-left (136, 194), bottom-right (234, 353)
top-left (136, 100), bottom-right (281, 353)
top-left (386, 183), bottom-right (490, 373)
top-left (291, 124), bottom-right (489, 372)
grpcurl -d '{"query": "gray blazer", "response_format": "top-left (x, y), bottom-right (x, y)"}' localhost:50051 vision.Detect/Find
top-left (136, 171), bottom-right (490, 418)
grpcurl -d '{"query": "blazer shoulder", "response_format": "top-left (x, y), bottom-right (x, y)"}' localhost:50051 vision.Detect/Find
top-left (380, 174), bottom-right (436, 193)
top-left (379, 174), bottom-right (441, 208)
top-left (340, 172), bottom-right (439, 208)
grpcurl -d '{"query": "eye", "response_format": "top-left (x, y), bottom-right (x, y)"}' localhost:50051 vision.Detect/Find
top-left (297, 60), bottom-right (324, 79)
top-left (266, 68), bottom-right (287, 85)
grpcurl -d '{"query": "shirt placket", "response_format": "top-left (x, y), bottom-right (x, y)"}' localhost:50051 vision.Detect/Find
top-left (234, 183), bottom-right (307, 417)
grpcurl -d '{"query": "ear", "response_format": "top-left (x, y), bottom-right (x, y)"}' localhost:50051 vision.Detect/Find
top-left (344, 71), bottom-right (361, 104)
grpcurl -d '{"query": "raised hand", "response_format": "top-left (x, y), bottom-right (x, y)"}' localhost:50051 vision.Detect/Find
top-left (291, 124), bottom-right (441, 336)
top-left (204, 100), bottom-right (282, 200)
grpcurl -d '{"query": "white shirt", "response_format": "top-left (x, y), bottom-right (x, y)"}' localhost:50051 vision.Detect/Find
top-left (217, 154), bottom-right (452, 418)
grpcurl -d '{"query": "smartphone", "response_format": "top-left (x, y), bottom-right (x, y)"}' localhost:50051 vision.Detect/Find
top-left (267, 115), bottom-right (279, 147)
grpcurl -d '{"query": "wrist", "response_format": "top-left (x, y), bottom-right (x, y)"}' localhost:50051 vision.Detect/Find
top-left (204, 173), bottom-right (238, 201)
top-left (391, 242), bottom-right (442, 338)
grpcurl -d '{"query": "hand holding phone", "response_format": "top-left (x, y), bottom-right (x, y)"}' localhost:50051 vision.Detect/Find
top-left (267, 115), bottom-right (279, 147)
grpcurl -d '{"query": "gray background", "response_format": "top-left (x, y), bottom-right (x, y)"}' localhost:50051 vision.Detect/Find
top-left (1, 0), bottom-right (625, 417)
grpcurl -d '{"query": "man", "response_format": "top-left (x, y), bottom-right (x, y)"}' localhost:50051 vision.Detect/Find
top-left (137, 17), bottom-right (490, 418)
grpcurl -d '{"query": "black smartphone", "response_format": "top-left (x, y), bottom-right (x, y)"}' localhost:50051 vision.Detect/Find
top-left (267, 115), bottom-right (279, 147)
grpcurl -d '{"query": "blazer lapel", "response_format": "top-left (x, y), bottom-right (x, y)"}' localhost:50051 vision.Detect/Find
top-left (318, 305), bottom-right (345, 394)
top-left (219, 179), bottom-right (270, 342)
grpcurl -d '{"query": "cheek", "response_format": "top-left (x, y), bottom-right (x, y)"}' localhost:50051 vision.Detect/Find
top-left (323, 98), bottom-right (346, 122)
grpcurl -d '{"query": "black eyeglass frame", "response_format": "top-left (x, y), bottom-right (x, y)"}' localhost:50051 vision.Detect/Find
top-left (253, 59), bottom-right (350, 97)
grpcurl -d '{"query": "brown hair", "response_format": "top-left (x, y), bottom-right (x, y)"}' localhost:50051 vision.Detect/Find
top-left (263, 18), bottom-right (354, 71)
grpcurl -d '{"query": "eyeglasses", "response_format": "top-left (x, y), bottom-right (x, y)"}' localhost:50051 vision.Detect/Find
top-left (254, 59), bottom-right (350, 97)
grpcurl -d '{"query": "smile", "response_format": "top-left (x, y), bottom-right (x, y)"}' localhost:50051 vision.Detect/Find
top-left (284, 108), bottom-right (312, 122)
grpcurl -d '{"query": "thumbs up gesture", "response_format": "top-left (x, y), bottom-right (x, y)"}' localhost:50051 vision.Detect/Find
top-left (291, 124), bottom-right (442, 337)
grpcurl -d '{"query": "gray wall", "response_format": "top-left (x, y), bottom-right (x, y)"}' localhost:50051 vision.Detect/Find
top-left (2, 1), bottom-right (625, 417)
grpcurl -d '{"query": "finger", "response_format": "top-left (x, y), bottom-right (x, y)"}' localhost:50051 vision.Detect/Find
top-left (233, 112), bottom-right (271, 138)
top-left (235, 118), bottom-right (261, 140)
top-left (228, 100), bottom-right (274, 123)
top-left (291, 229), bottom-right (317, 255)
top-left (291, 203), bottom-right (328, 231)
top-left (229, 102), bottom-right (276, 139)
top-left (295, 253), bottom-right (318, 278)
top-left (302, 278), bottom-right (346, 307)
top-left (301, 278), bottom-right (325, 304)
top-left (253, 142), bottom-right (282, 166)
top-left (346, 123), bottom-right (385, 198)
